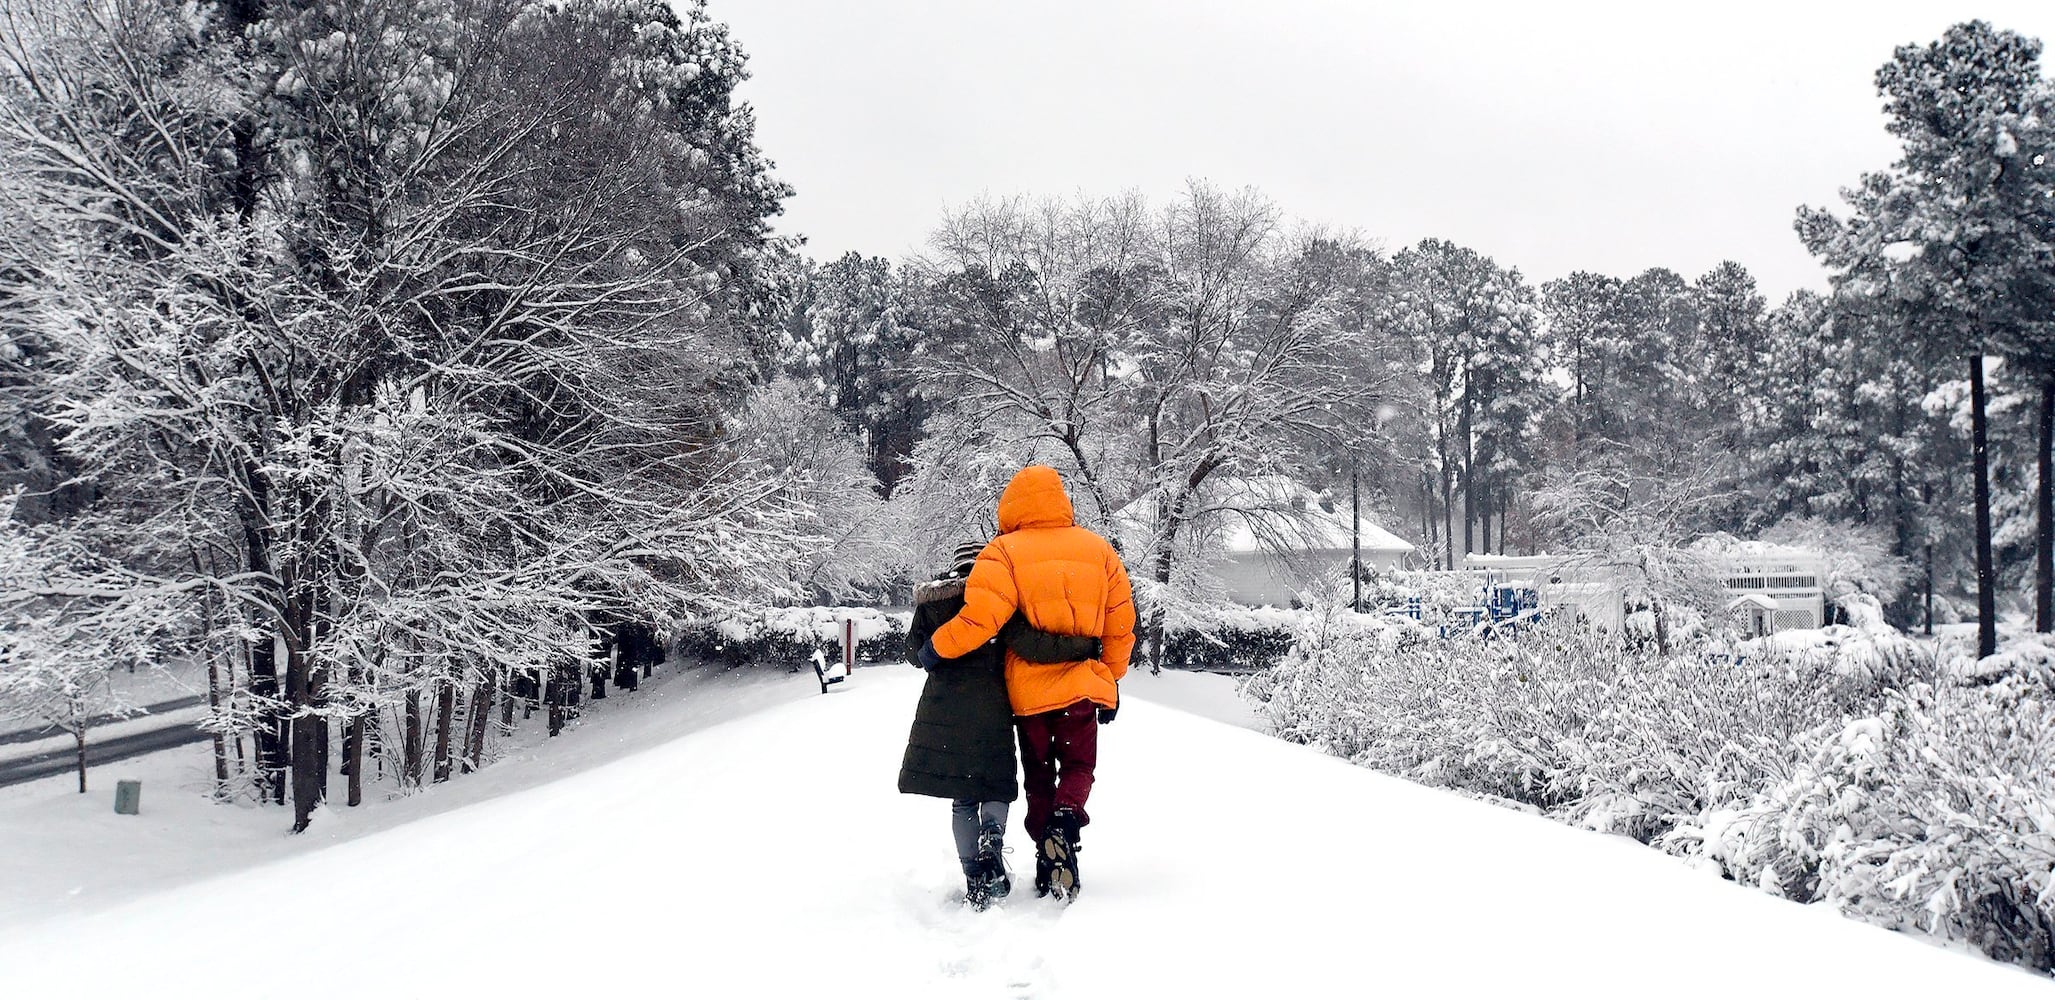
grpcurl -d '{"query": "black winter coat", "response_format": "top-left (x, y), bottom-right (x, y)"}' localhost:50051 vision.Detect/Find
top-left (897, 576), bottom-right (1100, 802)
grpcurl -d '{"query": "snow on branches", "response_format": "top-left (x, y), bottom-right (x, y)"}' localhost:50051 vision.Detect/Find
top-left (0, 0), bottom-right (797, 829)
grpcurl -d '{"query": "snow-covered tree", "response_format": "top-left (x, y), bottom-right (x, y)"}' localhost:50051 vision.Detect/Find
top-left (779, 252), bottom-right (928, 495)
top-left (1798, 20), bottom-right (2054, 657)
top-left (1530, 448), bottom-right (1734, 653)
top-left (730, 378), bottom-right (906, 601)
top-left (0, 0), bottom-right (800, 830)
top-left (1384, 239), bottom-right (1549, 567)
top-left (909, 185), bottom-right (1375, 668)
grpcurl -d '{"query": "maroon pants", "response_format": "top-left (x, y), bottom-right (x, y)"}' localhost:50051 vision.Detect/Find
top-left (1016, 700), bottom-right (1099, 839)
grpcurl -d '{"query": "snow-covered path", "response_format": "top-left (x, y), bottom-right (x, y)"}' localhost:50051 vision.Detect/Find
top-left (0, 665), bottom-right (2042, 997)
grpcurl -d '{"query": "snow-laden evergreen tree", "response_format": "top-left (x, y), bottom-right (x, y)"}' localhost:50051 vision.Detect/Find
top-left (1741, 291), bottom-right (1968, 628)
top-left (1541, 271), bottom-right (1631, 448)
top-left (1689, 261), bottom-right (1771, 453)
top-left (1384, 239), bottom-right (1549, 566)
top-left (1798, 20), bottom-right (2053, 658)
top-left (779, 252), bottom-right (927, 494)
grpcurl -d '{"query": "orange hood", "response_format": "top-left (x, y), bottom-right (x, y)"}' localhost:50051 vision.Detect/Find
top-left (997, 465), bottom-right (1076, 533)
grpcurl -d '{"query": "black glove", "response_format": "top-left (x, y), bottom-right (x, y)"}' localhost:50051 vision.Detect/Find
top-left (914, 640), bottom-right (944, 671)
top-left (1098, 702), bottom-right (1117, 725)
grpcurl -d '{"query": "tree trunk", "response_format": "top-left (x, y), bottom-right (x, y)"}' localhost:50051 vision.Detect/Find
top-left (546, 668), bottom-right (567, 737)
top-left (249, 634), bottom-right (286, 804)
top-left (1924, 542), bottom-right (1935, 637)
top-left (1147, 524), bottom-right (1176, 678)
top-left (1478, 475), bottom-right (1492, 557)
top-left (464, 673), bottom-right (495, 773)
top-left (432, 678), bottom-right (456, 783)
top-left (1418, 473), bottom-right (1432, 552)
top-left (404, 688), bottom-right (424, 788)
top-left (204, 640), bottom-right (229, 797)
top-left (1460, 391), bottom-right (1474, 560)
top-left (1440, 465), bottom-right (1456, 570)
top-left (315, 692), bottom-right (329, 802)
top-left (346, 711), bottom-right (364, 808)
top-left (1971, 354), bottom-right (1997, 659)
top-left (191, 559), bottom-right (231, 797)
top-left (73, 726), bottom-right (87, 795)
top-left (2037, 375), bottom-right (2052, 633)
top-left (286, 630), bottom-right (322, 834)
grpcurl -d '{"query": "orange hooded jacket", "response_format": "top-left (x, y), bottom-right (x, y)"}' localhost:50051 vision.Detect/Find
top-left (929, 466), bottom-right (1136, 717)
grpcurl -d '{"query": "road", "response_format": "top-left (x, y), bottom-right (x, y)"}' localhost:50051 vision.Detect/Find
top-left (0, 718), bottom-right (210, 788)
top-left (0, 695), bottom-right (206, 746)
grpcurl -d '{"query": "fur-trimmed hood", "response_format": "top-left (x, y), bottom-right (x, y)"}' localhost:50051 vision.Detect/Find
top-left (913, 576), bottom-right (966, 607)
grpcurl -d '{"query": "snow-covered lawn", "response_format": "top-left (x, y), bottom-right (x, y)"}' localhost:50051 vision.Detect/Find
top-left (0, 664), bottom-right (2042, 997)
top-left (0, 661), bottom-right (816, 926)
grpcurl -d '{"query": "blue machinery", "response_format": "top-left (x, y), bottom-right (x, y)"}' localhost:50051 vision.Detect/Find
top-left (1386, 583), bottom-right (1540, 636)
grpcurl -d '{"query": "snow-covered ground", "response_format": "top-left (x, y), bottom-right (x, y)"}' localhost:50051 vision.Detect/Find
top-left (0, 663), bottom-right (2042, 997)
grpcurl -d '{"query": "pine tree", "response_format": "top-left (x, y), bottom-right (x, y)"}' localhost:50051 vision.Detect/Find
top-left (1385, 240), bottom-right (1546, 565)
top-left (1799, 20), bottom-right (2052, 657)
top-left (781, 252), bottom-right (928, 495)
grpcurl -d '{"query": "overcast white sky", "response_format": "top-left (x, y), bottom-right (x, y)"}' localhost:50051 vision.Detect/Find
top-left (713, 0), bottom-right (2055, 302)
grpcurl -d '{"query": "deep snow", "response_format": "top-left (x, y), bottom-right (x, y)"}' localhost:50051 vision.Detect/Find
top-left (0, 664), bottom-right (2043, 998)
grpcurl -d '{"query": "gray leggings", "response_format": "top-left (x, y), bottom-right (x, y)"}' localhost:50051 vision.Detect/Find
top-left (950, 798), bottom-right (1010, 870)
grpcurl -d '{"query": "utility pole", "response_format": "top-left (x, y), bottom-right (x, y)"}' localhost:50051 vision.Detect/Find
top-left (1351, 452), bottom-right (1361, 613)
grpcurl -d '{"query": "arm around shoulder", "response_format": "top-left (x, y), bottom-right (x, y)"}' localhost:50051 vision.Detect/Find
top-left (1100, 546), bottom-right (1138, 679)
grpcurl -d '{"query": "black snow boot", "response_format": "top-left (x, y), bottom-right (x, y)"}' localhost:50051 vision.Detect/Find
top-left (976, 826), bottom-right (1011, 901)
top-left (964, 862), bottom-right (992, 911)
top-left (1039, 808), bottom-right (1082, 902)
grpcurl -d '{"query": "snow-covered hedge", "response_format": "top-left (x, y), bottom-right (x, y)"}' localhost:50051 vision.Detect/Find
top-left (1248, 618), bottom-right (1919, 839)
top-left (1159, 604), bottom-right (1421, 670)
top-left (1245, 615), bottom-right (2055, 974)
top-left (1664, 675), bottom-right (2055, 970)
top-left (676, 606), bottom-right (911, 669)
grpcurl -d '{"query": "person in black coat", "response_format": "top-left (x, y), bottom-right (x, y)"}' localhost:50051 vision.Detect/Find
top-left (899, 540), bottom-right (1099, 906)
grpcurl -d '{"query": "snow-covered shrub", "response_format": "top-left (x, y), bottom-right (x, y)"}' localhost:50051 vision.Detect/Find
top-left (1667, 676), bottom-right (2055, 972)
top-left (1251, 614), bottom-right (1930, 843)
top-left (1240, 605), bottom-right (1427, 759)
top-left (1361, 568), bottom-right (1487, 622)
top-left (1945, 631), bottom-right (2055, 687)
top-left (1142, 593), bottom-right (1424, 671)
top-left (1162, 602), bottom-right (1400, 670)
top-left (676, 607), bottom-right (911, 669)
top-left (1729, 612), bottom-right (1933, 698)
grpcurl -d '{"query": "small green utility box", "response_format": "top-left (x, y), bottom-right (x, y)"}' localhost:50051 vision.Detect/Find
top-left (114, 780), bottom-right (141, 816)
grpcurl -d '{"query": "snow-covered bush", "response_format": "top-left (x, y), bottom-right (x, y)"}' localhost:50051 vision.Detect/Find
top-left (1160, 599), bottom-right (1425, 671)
top-left (676, 606), bottom-right (911, 669)
top-left (1251, 615), bottom-right (1930, 843)
top-left (1666, 676), bottom-right (2055, 972)
top-left (1945, 631), bottom-right (2055, 687)
top-left (1361, 568), bottom-right (1487, 622)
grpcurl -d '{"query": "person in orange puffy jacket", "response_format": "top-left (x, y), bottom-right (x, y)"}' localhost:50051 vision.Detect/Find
top-left (913, 465), bottom-right (1135, 901)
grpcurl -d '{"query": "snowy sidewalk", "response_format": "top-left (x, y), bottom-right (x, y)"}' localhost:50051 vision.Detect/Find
top-left (0, 665), bottom-right (2043, 998)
